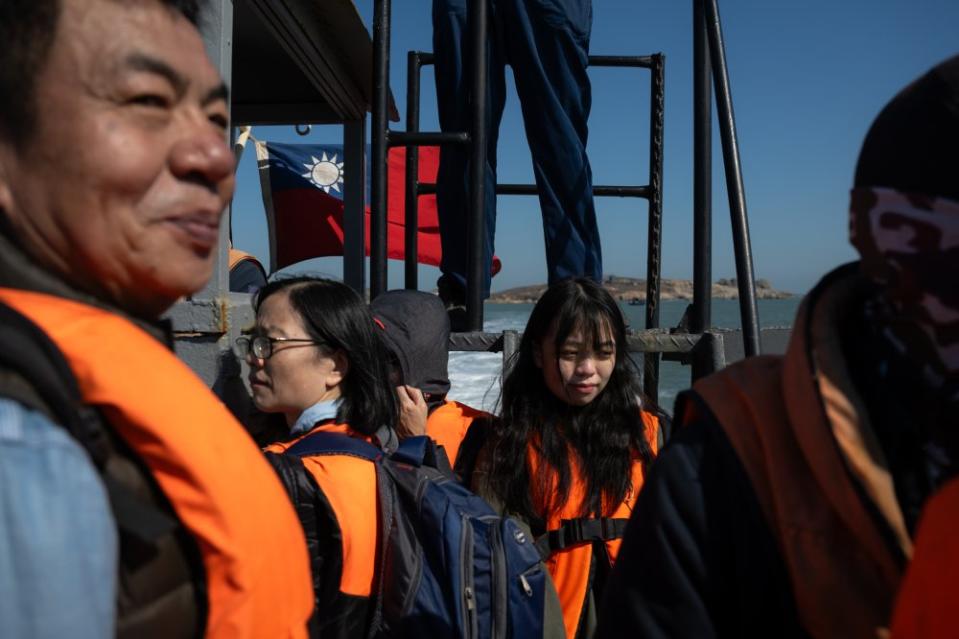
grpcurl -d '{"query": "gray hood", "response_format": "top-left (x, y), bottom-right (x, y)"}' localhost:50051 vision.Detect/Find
top-left (371, 290), bottom-right (451, 401)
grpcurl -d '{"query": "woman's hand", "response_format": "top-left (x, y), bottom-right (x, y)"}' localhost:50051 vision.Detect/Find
top-left (395, 385), bottom-right (428, 438)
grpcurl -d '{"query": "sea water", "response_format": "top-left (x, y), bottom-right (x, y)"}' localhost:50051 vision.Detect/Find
top-left (447, 297), bottom-right (803, 414)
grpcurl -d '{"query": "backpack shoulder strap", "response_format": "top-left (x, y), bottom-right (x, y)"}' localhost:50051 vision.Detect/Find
top-left (453, 415), bottom-right (493, 486)
top-left (393, 435), bottom-right (448, 467)
top-left (285, 429), bottom-right (447, 471)
top-left (286, 430), bottom-right (383, 461)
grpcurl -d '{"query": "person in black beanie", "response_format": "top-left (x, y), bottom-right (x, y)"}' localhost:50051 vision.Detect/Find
top-left (597, 54), bottom-right (959, 639)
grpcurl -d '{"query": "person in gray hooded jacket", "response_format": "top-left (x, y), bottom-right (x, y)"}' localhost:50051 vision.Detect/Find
top-left (371, 290), bottom-right (491, 465)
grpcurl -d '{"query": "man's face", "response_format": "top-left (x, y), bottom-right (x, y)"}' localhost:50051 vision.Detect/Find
top-left (0, 0), bottom-right (234, 316)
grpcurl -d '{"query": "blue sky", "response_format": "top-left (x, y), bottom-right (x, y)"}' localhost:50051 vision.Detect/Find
top-left (229, 0), bottom-right (959, 295)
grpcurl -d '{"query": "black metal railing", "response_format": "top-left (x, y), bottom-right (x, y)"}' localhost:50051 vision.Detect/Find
top-left (693, 0), bottom-right (761, 361)
top-left (372, 0), bottom-right (487, 317)
top-left (398, 50), bottom-right (666, 398)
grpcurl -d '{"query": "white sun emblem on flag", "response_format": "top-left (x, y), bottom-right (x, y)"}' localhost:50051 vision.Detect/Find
top-left (301, 152), bottom-right (345, 194)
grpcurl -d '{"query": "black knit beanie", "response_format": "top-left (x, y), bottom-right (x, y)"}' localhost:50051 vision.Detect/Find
top-left (854, 54), bottom-right (959, 202)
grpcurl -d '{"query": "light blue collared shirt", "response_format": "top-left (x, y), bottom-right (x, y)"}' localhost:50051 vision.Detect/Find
top-left (291, 398), bottom-right (343, 437)
top-left (0, 397), bottom-right (117, 638)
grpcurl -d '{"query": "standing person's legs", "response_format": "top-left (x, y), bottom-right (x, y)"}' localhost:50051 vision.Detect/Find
top-left (502, 0), bottom-right (602, 285)
top-left (433, 0), bottom-right (506, 302)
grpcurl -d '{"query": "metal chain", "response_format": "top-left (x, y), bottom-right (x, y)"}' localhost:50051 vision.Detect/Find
top-left (643, 54), bottom-right (666, 402)
top-left (645, 53), bottom-right (666, 331)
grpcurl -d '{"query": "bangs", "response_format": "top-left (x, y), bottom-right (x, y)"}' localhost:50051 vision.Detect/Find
top-left (552, 296), bottom-right (618, 351)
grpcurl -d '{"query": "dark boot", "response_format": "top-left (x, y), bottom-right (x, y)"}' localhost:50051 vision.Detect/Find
top-left (437, 275), bottom-right (469, 332)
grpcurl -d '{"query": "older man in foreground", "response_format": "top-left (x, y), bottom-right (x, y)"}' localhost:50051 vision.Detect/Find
top-left (0, 0), bottom-right (313, 636)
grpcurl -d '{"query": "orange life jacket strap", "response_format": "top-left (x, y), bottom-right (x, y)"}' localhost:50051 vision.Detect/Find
top-left (535, 517), bottom-right (630, 559)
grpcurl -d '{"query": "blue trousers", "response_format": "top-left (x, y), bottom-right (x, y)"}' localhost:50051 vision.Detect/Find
top-left (433, 0), bottom-right (602, 298)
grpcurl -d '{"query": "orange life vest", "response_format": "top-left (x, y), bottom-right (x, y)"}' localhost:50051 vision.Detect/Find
top-left (0, 288), bottom-right (313, 639)
top-left (265, 422), bottom-right (379, 598)
top-left (426, 399), bottom-right (490, 465)
top-left (891, 478), bottom-right (959, 638)
top-left (689, 273), bottom-right (912, 638)
top-left (531, 410), bottom-right (660, 639)
top-left (228, 248), bottom-right (262, 271)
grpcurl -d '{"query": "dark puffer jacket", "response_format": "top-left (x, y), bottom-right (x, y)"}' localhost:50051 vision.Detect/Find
top-left (598, 265), bottom-right (958, 638)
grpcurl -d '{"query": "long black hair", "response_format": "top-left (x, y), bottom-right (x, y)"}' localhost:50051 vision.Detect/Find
top-left (254, 276), bottom-right (396, 436)
top-left (485, 278), bottom-right (655, 528)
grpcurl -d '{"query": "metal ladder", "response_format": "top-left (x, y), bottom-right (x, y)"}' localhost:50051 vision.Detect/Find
top-left (369, 0), bottom-right (762, 403)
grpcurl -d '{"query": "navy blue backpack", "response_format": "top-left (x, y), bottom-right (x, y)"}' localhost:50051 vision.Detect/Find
top-left (286, 432), bottom-right (547, 639)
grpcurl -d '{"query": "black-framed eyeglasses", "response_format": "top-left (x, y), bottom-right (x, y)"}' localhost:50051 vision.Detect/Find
top-left (234, 335), bottom-right (323, 360)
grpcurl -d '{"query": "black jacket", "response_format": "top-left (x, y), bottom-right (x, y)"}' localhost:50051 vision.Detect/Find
top-left (598, 264), bottom-right (958, 638)
top-left (596, 413), bottom-right (805, 638)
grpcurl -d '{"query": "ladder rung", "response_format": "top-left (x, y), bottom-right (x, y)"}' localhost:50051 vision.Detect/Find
top-left (416, 183), bottom-right (651, 199)
top-left (498, 184), bottom-right (651, 198)
top-left (409, 53), bottom-right (659, 70)
top-left (388, 131), bottom-right (469, 147)
top-left (588, 55), bottom-right (658, 69)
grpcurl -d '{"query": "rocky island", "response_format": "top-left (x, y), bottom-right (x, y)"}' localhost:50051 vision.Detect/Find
top-left (488, 275), bottom-right (793, 304)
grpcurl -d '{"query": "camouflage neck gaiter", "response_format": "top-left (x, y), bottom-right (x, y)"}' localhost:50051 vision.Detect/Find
top-left (850, 187), bottom-right (959, 392)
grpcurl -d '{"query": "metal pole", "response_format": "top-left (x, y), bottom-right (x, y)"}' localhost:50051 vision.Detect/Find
top-left (404, 51), bottom-right (422, 290)
top-left (703, 0), bottom-right (760, 357)
top-left (643, 53), bottom-right (665, 403)
top-left (371, 0), bottom-right (391, 299)
top-left (197, 0), bottom-right (232, 301)
top-left (502, 330), bottom-right (520, 371)
top-left (692, 0), bottom-right (713, 378)
top-left (465, 0), bottom-right (488, 331)
top-left (343, 118), bottom-right (367, 295)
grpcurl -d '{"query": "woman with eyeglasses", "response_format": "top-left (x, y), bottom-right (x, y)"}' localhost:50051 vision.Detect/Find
top-left (235, 276), bottom-right (398, 639)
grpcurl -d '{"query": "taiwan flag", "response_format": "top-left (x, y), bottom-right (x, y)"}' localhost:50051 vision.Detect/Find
top-left (254, 141), bottom-right (501, 276)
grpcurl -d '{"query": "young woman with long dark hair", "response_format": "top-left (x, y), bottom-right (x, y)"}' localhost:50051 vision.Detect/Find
top-left (465, 278), bottom-right (662, 639)
top-left (236, 276), bottom-right (398, 638)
